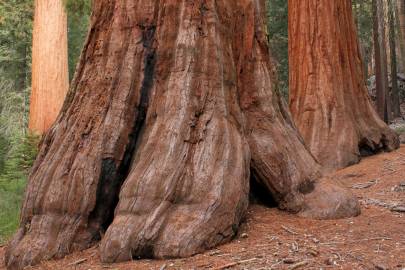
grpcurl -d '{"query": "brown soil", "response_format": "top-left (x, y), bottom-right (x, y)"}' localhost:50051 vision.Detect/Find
top-left (1, 146), bottom-right (404, 270)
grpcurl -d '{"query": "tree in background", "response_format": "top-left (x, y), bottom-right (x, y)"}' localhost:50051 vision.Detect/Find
top-left (266, 0), bottom-right (288, 97)
top-left (0, 2), bottom-right (35, 242)
top-left (65, 0), bottom-right (91, 79)
top-left (396, 0), bottom-right (405, 73)
top-left (289, 0), bottom-right (399, 171)
top-left (388, 0), bottom-right (401, 117)
top-left (373, 0), bottom-right (391, 122)
top-left (0, 0), bottom-right (32, 94)
top-left (0, 0), bottom-right (91, 245)
top-left (6, 1), bottom-right (360, 269)
top-left (353, 0), bottom-right (374, 78)
top-left (28, 0), bottom-right (69, 134)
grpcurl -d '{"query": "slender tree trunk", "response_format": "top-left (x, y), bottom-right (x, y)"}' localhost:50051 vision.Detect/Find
top-left (6, 1), bottom-right (360, 269)
top-left (289, 0), bottom-right (399, 171)
top-left (373, 0), bottom-right (391, 122)
top-left (359, 41), bottom-right (369, 81)
top-left (28, 0), bottom-right (69, 134)
top-left (14, 44), bottom-right (27, 93)
top-left (354, 0), bottom-right (369, 80)
top-left (389, 0), bottom-right (401, 117)
top-left (396, 0), bottom-right (405, 73)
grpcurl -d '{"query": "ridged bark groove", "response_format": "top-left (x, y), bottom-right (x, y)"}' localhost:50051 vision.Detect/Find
top-left (6, 1), bottom-right (360, 269)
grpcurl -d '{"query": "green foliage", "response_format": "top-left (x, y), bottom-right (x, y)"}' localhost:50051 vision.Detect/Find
top-left (0, 133), bottom-right (38, 244)
top-left (394, 125), bottom-right (405, 134)
top-left (0, 0), bottom-right (33, 92)
top-left (0, 134), bottom-right (39, 182)
top-left (65, 0), bottom-right (91, 78)
top-left (0, 178), bottom-right (26, 243)
top-left (267, 0), bottom-right (288, 98)
top-left (0, 0), bottom-right (90, 244)
top-left (64, 0), bottom-right (91, 16)
top-left (0, 78), bottom-right (38, 244)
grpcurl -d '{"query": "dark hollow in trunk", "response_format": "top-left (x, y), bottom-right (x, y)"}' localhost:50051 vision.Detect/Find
top-left (6, 1), bottom-right (360, 269)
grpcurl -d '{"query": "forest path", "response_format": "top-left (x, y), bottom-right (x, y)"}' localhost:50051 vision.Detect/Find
top-left (1, 146), bottom-right (404, 270)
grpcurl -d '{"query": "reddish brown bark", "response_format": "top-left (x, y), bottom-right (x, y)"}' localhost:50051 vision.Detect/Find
top-left (29, 0), bottom-right (69, 134)
top-left (289, 0), bottom-right (399, 171)
top-left (6, 1), bottom-right (360, 269)
top-left (373, 0), bottom-right (391, 123)
top-left (396, 0), bottom-right (405, 72)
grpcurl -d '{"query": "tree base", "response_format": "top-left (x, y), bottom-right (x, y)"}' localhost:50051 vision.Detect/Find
top-left (5, 1), bottom-right (360, 269)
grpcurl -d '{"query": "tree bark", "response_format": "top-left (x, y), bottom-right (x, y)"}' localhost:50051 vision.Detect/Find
top-left (396, 0), bottom-right (405, 73)
top-left (373, 0), bottom-right (392, 122)
top-left (389, 0), bottom-right (401, 118)
top-left (28, 0), bottom-right (69, 134)
top-left (289, 0), bottom-right (399, 171)
top-left (6, 1), bottom-right (360, 269)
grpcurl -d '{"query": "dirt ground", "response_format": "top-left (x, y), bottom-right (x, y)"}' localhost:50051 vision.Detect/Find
top-left (1, 146), bottom-right (404, 270)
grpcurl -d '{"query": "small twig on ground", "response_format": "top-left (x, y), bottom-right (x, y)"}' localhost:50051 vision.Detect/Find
top-left (212, 258), bottom-right (258, 270)
top-left (213, 262), bottom-right (238, 270)
top-left (288, 260), bottom-right (309, 269)
top-left (351, 179), bottom-right (378, 189)
top-left (321, 237), bottom-right (393, 245)
top-left (269, 260), bottom-right (282, 269)
top-left (391, 205), bottom-right (405, 212)
top-left (281, 225), bottom-right (299, 235)
top-left (67, 258), bottom-right (87, 266)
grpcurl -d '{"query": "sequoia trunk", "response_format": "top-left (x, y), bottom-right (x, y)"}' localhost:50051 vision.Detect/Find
top-left (6, 1), bottom-right (360, 269)
top-left (388, 0), bottom-right (401, 118)
top-left (373, 0), bottom-right (391, 123)
top-left (396, 0), bottom-right (405, 72)
top-left (29, 0), bottom-right (69, 134)
top-left (289, 0), bottom-right (399, 171)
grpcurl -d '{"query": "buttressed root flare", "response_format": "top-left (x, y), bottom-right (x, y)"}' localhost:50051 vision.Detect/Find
top-left (6, 1), bottom-right (360, 269)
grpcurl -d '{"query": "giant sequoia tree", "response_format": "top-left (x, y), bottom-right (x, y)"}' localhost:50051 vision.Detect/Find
top-left (6, 1), bottom-right (360, 269)
top-left (289, 0), bottom-right (399, 171)
top-left (29, 0), bottom-right (69, 134)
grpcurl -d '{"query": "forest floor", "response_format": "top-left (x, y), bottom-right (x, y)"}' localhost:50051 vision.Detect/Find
top-left (1, 146), bottom-right (404, 270)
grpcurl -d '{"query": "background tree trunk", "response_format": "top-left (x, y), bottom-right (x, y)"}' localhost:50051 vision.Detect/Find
top-left (6, 1), bottom-right (360, 269)
top-left (28, 0), bottom-right (69, 134)
top-left (373, 0), bottom-right (391, 122)
top-left (388, 0), bottom-right (401, 118)
top-left (289, 0), bottom-right (399, 171)
top-left (396, 0), bottom-right (405, 72)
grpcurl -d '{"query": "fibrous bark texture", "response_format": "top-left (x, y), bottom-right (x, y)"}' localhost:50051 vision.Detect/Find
top-left (373, 0), bottom-right (391, 123)
top-left (29, 0), bottom-right (69, 134)
top-left (289, 0), bottom-right (400, 171)
top-left (6, 1), bottom-right (360, 269)
top-left (396, 0), bottom-right (405, 73)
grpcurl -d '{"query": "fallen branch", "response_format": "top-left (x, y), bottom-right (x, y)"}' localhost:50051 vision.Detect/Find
top-left (321, 237), bottom-right (393, 245)
top-left (281, 225), bottom-right (299, 235)
top-left (67, 258), bottom-right (87, 266)
top-left (212, 258), bottom-right (258, 270)
top-left (351, 179), bottom-right (377, 189)
top-left (288, 260), bottom-right (309, 269)
top-left (391, 206), bottom-right (405, 213)
top-left (213, 262), bottom-right (238, 270)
